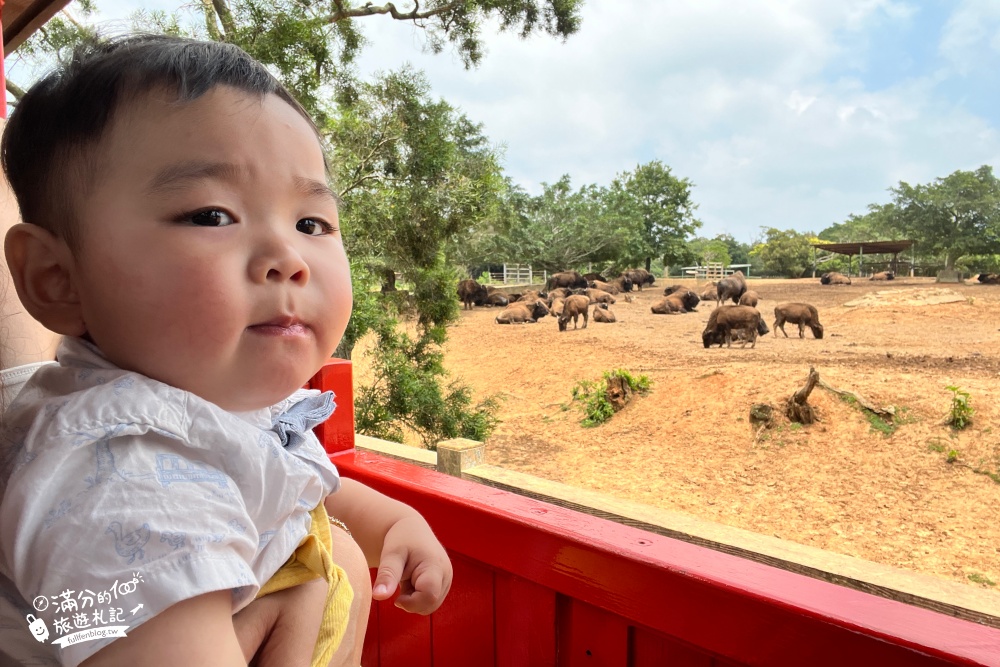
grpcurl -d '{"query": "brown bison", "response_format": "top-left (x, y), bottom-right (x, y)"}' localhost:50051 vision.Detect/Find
top-left (716, 270), bottom-right (747, 305)
top-left (457, 279), bottom-right (488, 309)
top-left (516, 289), bottom-right (547, 302)
top-left (484, 291), bottom-right (509, 307)
top-left (582, 272), bottom-right (608, 283)
top-left (738, 290), bottom-right (759, 308)
top-left (702, 305), bottom-right (767, 348)
top-left (650, 296), bottom-right (683, 314)
top-left (585, 288), bottom-right (616, 305)
top-left (558, 294), bottom-right (591, 331)
top-left (546, 271), bottom-right (588, 291)
top-left (773, 303), bottom-right (823, 339)
top-left (495, 299), bottom-right (550, 324)
top-left (698, 282), bottom-right (718, 302)
top-left (870, 271), bottom-right (894, 281)
top-left (593, 303), bottom-right (617, 323)
top-left (820, 271), bottom-right (851, 285)
top-left (977, 273), bottom-right (1000, 284)
top-left (623, 268), bottom-right (656, 290)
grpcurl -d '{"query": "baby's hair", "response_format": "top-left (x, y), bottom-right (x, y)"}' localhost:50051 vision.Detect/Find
top-left (1, 34), bottom-right (316, 250)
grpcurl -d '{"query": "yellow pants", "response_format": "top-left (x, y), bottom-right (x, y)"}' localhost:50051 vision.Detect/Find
top-left (256, 504), bottom-right (354, 667)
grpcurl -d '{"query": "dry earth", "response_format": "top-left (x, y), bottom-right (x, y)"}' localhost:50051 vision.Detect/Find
top-left (359, 277), bottom-right (1000, 592)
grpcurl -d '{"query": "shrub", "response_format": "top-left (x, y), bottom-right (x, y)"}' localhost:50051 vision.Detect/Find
top-left (945, 385), bottom-right (973, 430)
top-left (571, 369), bottom-right (651, 427)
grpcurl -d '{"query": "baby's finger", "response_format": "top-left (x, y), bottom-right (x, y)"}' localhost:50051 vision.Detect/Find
top-left (372, 550), bottom-right (407, 600)
top-left (394, 587), bottom-right (444, 615)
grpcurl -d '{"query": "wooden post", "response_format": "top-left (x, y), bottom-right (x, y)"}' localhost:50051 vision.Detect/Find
top-left (437, 438), bottom-right (485, 477)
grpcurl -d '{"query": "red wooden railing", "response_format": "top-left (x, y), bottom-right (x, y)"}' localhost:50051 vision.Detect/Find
top-left (310, 360), bottom-right (1000, 666)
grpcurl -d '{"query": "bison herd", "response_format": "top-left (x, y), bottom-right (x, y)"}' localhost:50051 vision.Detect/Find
top-left (457, 268), bottom-right (826, 351)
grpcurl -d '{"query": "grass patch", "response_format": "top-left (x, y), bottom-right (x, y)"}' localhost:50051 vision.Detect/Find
top-left (968, 573), bottom-right (996, 587)
top-left (838, 393), bottom-right (904, 436)
top-left (571, 370), bottom-right (651, 427)
top-left (945, 385), bottom-right (974, 430)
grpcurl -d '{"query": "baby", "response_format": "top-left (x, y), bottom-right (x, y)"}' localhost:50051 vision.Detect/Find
top-left (0, 35), bottom-right (451, 666)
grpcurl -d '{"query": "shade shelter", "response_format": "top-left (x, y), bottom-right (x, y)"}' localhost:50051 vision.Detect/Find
top-left (811, 240), bottom-right (916, 277)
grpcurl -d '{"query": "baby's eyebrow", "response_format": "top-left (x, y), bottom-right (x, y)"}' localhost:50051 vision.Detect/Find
top-left (146, 160), bottom-right (245, 194)
top-left (295, 177), bottom-right (340, 206)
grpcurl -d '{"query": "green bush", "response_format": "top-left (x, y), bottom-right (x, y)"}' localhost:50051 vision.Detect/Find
top-left (571, 369), bottom-right (651, 427)
top-left (945, 385), bottom-right (973, 430)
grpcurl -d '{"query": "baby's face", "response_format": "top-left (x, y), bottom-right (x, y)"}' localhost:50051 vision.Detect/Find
top-left (68, 86), bottom-right (352, 411)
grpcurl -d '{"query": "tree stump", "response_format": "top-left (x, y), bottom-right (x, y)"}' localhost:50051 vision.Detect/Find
top-left (749, 403), bottom-right (774, 428)
top-left (786, 366), bottom-right (820, 424)
top-left (605, 375), bottom-right (634, 412)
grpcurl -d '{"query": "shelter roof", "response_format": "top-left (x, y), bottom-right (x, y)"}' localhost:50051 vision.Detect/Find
top-left (811, 240), bottom-right (915, 256)
top-left (3, 0), bottom-right (72, 52)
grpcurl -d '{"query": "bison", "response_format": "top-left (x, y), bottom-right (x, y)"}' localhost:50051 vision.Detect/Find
top-left (495, 299), bottom-right (550, 324)
top-left (456, 279), bottom-right (489, 309)
top-left (820, 271), bottom-right (851, 285)
top-left (585, 288), bottom-right (616, 305)
top-left (593, 303), bottom-right (617, 323)
top-left (623, 268), bottom-right (656, 291)
top-left (516, 289), bottom-right (547, 302)
top-left (773, 303), bottom-right (824, 339)
top-left (702, 305), bottom-right (767, 349)
top-left (546, 271), bottom-right (588, 291)
top-left (698, 282), bottom-right (718, 302)
top-left (716, 270), bottom-right (747, 305)
top-left (582, 272), bottom-right (608, 283)
top-left (558, 295), bottom-right (591, 331)
top-left (738, 290), bottom-right (760, 308)
top-left (977, 273), bottom-right (1000, 284)
top-left (870, 271), bottom-right (895, 281)
top-left (650, 296), bottom-right (683, 314)
top-left (484, 291), bottom-right (509, 307)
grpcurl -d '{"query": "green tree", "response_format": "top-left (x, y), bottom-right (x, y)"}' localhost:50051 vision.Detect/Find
top-left (750, 227), bottom-right (815, 277)
top-left (611, 160), bottom-right (701, 271)
top-left (890, 166), bottom-right (1000, 271)
top-left (687, 237), bottom-right (732, 267)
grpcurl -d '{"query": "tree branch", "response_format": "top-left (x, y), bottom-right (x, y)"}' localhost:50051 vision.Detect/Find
top-left (325, 0), bottom-right (464, 25)
top-left (6, 79), bottom-right (27, 103)
top-left (211, 0), bottom-right (236, 38)
top-left (200, 0), bottom-right (222, 41)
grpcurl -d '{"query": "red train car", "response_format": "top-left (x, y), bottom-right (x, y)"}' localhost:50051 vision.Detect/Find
top-left (311, 360), bottom-right (1000, 667)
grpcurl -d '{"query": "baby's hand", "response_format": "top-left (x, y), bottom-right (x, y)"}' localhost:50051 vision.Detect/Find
top-left (372, 515), bottom-right (452, 614)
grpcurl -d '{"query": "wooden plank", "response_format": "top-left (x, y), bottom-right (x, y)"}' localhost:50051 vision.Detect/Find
top-left (308, 359), bottom-right (355, 453)
top-left (2, 0), bottom-right (72, 52)
top-left (465, 464), bottom-right (1000, 628)
top-left (372, 598), bottom-right (432, 667)
top-left (631, 627), bottom-right (718, 667)
top-left (495, 571), bottom-right (557, 667)
top-left (430, 554), bottom-right (495, 666)
top-left (361, 587), bottom-right (380, 667)
top-left (331, 450), bottom-right (1000, 667)
top-left (556, 597), bottom-right (628, 667)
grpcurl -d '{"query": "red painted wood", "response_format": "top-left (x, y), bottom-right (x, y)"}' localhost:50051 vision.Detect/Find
top-left (308, 360), bottom-right (355, 453)
top-left (361, 584), bottom-right (380, 667)
top-left (556, 597), bottom-right (629, 667)
top-left (372, 598), bottom-right (432, 667)
top-left (430, 553), bottom-right (496, 666)
top-left (331, 450), bottom-right (1000, 667)
top-left (495, 571), bottom-right (557, 667)
top-left (631, 627), bottom-right (718, 667)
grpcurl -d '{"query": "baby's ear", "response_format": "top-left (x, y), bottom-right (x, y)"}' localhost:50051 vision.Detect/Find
top-left (4, 223), bottom-right (86, 336)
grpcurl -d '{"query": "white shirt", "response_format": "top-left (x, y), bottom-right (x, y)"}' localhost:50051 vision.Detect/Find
top-left (0, 337), bottom-right (341, 666)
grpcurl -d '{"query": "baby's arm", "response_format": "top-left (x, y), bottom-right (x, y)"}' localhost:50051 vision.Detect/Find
top-left (325, 478), bottom-right (453, 614)
top-left (80, 591), bottom-right (246, 667)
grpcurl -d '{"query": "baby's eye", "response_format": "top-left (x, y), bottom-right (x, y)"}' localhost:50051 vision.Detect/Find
top-left (188, 209), bottom-right (235, 227)
top-left (296, 218), bottom-right (335, 236)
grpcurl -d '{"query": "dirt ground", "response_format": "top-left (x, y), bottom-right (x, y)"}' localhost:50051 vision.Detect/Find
top-left (361, 277), bottom-right (1000, 592)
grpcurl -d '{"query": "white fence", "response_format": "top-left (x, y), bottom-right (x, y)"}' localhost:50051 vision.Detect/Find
top-left (488, 264), bottom-right (547, 285)
top-left (679, 263), bottom-right (752, 280)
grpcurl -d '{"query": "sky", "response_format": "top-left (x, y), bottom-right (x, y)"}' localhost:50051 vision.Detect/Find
top-left (10, 0), bottom-right (1000, 243)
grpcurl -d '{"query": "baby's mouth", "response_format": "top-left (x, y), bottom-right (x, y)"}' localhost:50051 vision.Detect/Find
top-left (248, 316), bottom-right (309, 336)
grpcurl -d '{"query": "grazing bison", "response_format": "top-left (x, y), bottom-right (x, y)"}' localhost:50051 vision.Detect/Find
top-left (716, 270), bottom-right (747, 305)
top-left (978, 273), bottom-right (1000, 284)
top-left (546, 271), bottom-right (588, 291)
top-left (495, 299), bottom-right (550, 324)
top-left (548, 297), bottom-right (566, 318)
top-left (773, 303), bottom-right (823, 339)
top-left (870, 271), bottom-right (894, 281)
top-left (623, 268), bottom-right (656, 290)
top-left (558, 295), bottom-right (591, 331)
top-left (456, 279), bottom-right (488, 309)
top-left (702, 305), bottom-right (766, 349)
top-left (593, 303), bottom-right (617, 323)
top-left (738, 290), bottom-right (760, 308)
top-left (820, 271), bottom-right (851, 285)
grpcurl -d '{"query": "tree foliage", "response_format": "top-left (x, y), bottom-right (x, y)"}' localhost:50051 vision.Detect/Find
top-left (749, 227), bottom-right (816, 277)
top-left (889, 166), bottom-right (1000, 270)
top-left (611, 160), bottom-right (701, 271)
